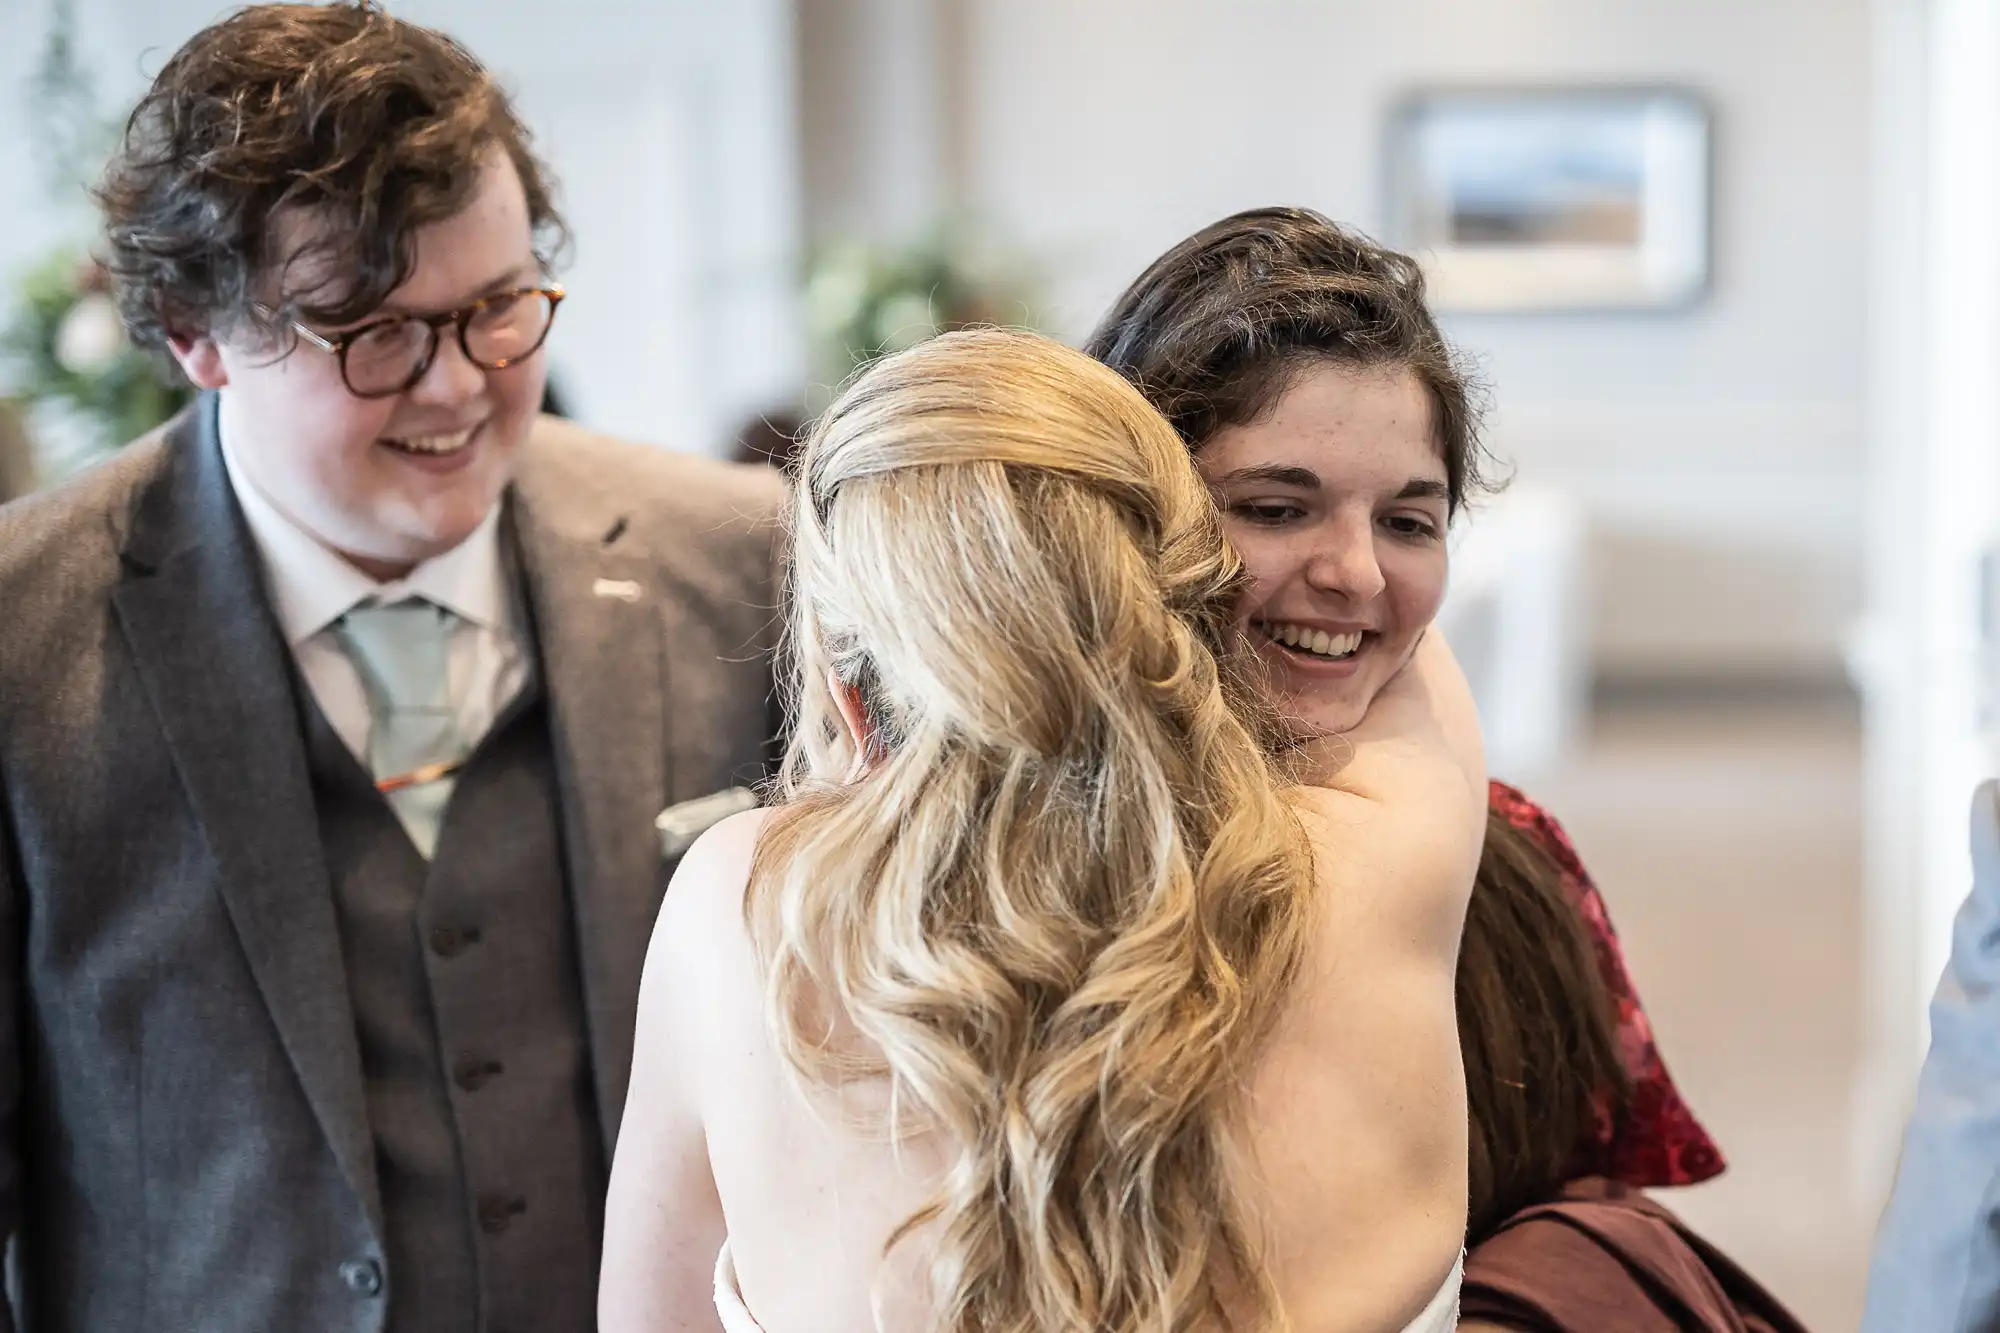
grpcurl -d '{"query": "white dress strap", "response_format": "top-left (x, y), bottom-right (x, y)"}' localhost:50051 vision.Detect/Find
top-left (1398, 1250), bottom-right (1464, 1333)
top-left (711, 1238), bottom-right (1459, 1333)
top-left (713, 1240), bottom-right (766, 1333)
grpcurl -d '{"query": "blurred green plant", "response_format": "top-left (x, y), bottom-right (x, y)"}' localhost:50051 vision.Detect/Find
top-left (2, 0), bottom-right (190, 482)
top-left (804, 222), bottom-right (1039, 386)
top-left (1, 252), bottom-right (191, 462)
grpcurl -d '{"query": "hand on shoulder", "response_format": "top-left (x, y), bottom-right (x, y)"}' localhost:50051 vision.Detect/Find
top-left (1288, 631), bottom-right (1486, 958)
top-left (1300, 631), bottom-right (1485, 826)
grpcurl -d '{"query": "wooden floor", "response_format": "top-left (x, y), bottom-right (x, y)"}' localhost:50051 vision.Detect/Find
top-left (1521, 697), bottom-right (1873, 1333)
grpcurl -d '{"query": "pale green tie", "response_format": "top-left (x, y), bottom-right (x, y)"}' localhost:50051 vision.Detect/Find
top-left (334, 598), bottom-right (465, 858)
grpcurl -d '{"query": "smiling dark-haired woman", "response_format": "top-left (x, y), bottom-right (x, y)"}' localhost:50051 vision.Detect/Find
top-left (1087, 206), bottom-right (1811, 1333)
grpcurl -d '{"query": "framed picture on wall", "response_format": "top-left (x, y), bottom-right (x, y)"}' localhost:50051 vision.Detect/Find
top-left (1385, 87), bottom-right (1711, 313)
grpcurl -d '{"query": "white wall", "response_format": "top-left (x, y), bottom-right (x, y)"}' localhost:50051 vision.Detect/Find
top-left (0, 0), bottom-right (802, 457)
top-left (0, 0), bottom-right (125, 271)
top-left (943, 0), bottom-right (1870, 679)
top-left (8, 0), bottom-right (1871, 672)
top-left (799, 0), bottom-right (962, 242)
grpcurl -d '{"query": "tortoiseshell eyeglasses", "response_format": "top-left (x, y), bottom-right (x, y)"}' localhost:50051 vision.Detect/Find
top-left (266, 285), bottom-right (565, 399)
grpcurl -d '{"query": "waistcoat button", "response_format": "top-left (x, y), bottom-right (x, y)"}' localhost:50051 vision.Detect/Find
top-left (339, 1258), bottom-right (383, 1296)
top-left (454, 1057), bottom-right (504, 1092)
top-left (478, 1194), bottom-right (527, 1235)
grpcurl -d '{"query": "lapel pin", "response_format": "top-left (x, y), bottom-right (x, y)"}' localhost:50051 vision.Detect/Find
top-left (592, 578), bottom-right (642, 602)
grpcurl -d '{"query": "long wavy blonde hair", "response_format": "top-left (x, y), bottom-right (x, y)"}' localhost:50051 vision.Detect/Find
top-left (748, 329), bottom-right (1315, 1333)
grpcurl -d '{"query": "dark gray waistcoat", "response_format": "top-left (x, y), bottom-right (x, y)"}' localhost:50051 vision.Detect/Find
top-left (298, 672), bottom-right (606, 1333)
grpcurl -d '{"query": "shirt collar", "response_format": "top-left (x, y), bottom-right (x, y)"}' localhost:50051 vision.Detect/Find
top-left (218, 421), bottom-right (514, 648)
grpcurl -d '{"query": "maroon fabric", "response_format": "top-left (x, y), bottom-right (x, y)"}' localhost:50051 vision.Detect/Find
top-left (1461, 1177), bottom-right (1811, 1332)
top-left (1488, 781), bottom-right (1727, 1188)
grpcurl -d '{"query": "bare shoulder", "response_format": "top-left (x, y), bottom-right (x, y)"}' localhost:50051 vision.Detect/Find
top-left (642, 807), bottom-right (775, 1020)
top-left (651, 806), bottom-right (772, 954)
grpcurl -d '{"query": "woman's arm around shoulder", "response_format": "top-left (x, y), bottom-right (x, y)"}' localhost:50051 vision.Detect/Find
top-left (1293, 632), bottom-right (1487, 950)
top-left (1324, 629), bottom-right (1485, 809)
top-left (599, 807), bottom-right (772, 1333)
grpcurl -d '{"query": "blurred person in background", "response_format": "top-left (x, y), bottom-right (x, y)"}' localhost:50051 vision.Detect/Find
top-left (1087, 207), bottom-right (1809, 1331)
top-left (0, 5), bottom-right (783, 1331)
top-left (1862, 780), bottom-right (2000, 1332)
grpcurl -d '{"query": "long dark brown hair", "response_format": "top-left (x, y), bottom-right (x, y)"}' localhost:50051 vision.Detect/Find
top-left (1462, 812), bottom-right (1629, 1241)
top-left (1086, 206), bottom-right (1628, 1245)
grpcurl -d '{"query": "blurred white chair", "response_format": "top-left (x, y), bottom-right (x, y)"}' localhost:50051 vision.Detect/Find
top-left (1436, 484), bottom-right (1591, 781)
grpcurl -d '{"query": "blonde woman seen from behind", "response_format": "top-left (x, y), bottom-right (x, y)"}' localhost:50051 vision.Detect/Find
top-left (598, 330), bottom-right (1486, 1333)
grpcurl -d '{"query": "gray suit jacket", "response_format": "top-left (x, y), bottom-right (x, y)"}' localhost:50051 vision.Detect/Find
top-left (0, 398), bottom-right (787, 1332)
top-left (1865, 780), bottom-right (2000, 1332)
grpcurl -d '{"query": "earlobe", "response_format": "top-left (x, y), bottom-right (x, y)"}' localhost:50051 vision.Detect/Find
top-left (167, 333), bottom-right (229, 390)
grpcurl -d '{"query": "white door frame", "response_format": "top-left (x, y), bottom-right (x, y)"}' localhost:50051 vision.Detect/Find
top-left (1853, 0), bottom-right (2000, 1212)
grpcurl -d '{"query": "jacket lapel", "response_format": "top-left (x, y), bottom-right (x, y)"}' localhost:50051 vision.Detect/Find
top-left (510, 460), bottom-right (670, 1153)
top-left (110, 396), bottom-right (382, 1235)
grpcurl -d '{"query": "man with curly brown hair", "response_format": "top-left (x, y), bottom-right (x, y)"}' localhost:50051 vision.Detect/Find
top-left (0, 6), bottom-right (785, 1331)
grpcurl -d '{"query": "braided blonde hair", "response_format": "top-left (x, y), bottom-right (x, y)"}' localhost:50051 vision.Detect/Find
top-left (749, 329), bottom-right (1314, 1333)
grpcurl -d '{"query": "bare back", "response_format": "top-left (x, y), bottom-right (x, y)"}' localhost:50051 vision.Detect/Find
top-left (600, 635), bottom-right (1484, 1333)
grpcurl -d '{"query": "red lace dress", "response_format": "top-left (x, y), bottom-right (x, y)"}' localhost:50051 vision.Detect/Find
top-left (1488, 780), bottom-right (1726, 1187)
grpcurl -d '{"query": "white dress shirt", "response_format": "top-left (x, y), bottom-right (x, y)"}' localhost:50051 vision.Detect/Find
top-left (219, 431), bottom-right (528, 767)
